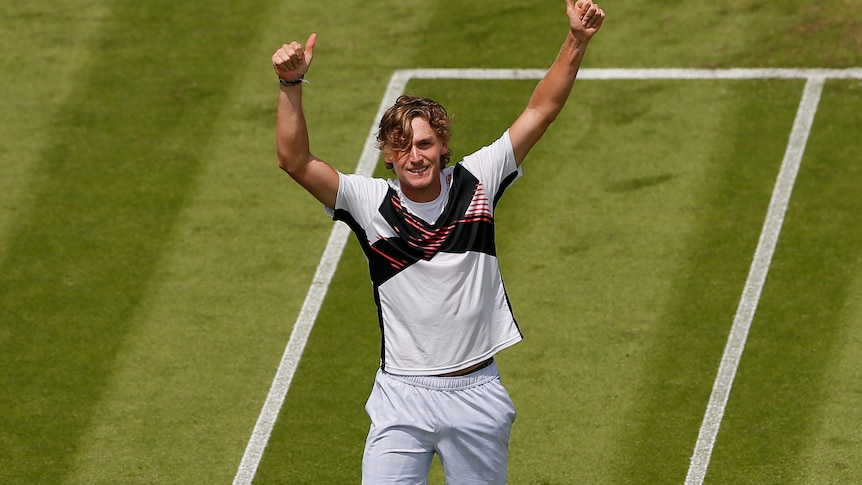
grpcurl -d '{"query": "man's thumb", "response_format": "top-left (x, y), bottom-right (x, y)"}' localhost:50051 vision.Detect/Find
top-left (306, 32), bottom-right (318, 55)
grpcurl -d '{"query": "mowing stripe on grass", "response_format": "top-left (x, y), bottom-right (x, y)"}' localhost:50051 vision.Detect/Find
top-left (0, 2), bottom-right (278, 480)
top-left (684, 75), bottom-right (827, 484)
top-left (235, 68), bottom-right (861, 484)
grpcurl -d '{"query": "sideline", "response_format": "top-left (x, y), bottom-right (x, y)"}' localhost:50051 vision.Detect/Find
top-left (234, 68), bottom-right (861, 485)
top-left (683, 75), bottom-right (826, 484)
top-left (231, 71), bottom-right (410, 485)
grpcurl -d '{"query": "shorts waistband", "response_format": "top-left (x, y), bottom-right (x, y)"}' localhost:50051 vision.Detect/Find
top-left (380, 360), bottom-right (500, 391)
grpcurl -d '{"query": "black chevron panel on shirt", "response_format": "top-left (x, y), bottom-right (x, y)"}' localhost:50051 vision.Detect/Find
top-left (334, 164), bottom-right (502, 286)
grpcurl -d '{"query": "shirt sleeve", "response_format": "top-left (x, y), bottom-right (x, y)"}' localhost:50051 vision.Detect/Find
top-left (458, 129), bottom-right (522, 204)
top-left (324, 171), bottom-right (389, 227)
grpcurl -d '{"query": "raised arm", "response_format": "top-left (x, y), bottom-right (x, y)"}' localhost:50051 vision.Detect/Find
top-left (273, 33), bottom-right (339, 209)
top-left (509, 0), bottom-right (605, 166)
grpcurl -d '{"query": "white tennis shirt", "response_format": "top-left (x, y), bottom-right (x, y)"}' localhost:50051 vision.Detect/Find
top-left (329, 130), bottom-right (523, 375)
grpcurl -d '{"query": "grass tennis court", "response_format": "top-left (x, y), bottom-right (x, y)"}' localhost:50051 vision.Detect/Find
top-left (1, 0), bottom-right (861, 483)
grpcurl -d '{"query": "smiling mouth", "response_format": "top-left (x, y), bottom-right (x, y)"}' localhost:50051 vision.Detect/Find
top-left (408, 166), bottom-right (429, 174)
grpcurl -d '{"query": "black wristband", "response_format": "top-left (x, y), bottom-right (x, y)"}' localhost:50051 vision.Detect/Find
top-left (278, 75), bottom-right (308, 87)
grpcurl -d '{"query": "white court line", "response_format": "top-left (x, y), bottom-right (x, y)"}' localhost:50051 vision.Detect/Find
top-left (684, 75), bottom-right (826, 484)
top-left (234, 68), bottom-right (860, 485)
top-left (400, 67), bottom-right (862, 80)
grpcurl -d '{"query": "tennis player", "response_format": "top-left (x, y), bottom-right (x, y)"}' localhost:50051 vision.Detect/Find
top-left (272, 1), bottom-right (604, 482)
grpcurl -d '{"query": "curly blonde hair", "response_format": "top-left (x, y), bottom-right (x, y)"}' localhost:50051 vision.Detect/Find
top-left (376, 95), bottom-right (452, 170)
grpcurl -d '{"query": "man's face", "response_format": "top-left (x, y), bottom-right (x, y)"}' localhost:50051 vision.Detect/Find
top-left (389, 117), bottom-right (448, 203)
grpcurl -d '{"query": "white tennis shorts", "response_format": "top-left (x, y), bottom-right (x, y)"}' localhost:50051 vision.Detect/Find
top-left (362, 361), bottom-right (517, 484)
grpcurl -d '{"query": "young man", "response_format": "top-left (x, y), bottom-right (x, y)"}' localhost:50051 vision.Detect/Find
top-left (272, 1), bottom-right (604, 482)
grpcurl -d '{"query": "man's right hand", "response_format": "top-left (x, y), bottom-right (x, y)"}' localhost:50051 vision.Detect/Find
top-left (272, 33), bottom-right (317, 83)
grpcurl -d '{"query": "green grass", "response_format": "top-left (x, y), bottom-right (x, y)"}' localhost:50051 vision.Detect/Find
top-left (1, 0), bottom-right (860, 483)
top-left (0, 1), bottom-right (283, 482)
top-left (709, 80), bottom-right (862, 484)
